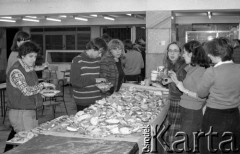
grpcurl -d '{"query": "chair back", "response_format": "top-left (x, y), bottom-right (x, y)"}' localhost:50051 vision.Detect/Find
top-left (56, 79), bottom-right (65, 97)
top-left (49, 65), bottom-right (58, 72)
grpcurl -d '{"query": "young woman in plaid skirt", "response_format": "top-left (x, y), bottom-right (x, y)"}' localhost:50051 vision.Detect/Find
top-left (161, 42), bottom-right (187, 152)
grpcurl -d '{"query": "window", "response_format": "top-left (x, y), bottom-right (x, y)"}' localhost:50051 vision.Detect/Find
top-left (66, 35), bottom-right (76, 50)
top-left (77, 32), bottom-right (90, 50)
top-left (30, 27), bottom-right (91, 50)
top-left (102, 27), bottom-right (131, 41)
top-left (31, 34), bottom-right (43, 53)
top-left (46, 35), bottom-right (63, 50)
top-left (46, 51), bottom-right (82, 63)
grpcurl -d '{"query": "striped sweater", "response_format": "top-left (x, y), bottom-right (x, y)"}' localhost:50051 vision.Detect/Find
top-left (70, 52), bottom-right (102, 106)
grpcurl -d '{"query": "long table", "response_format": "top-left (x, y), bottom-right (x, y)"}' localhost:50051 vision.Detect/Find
top-left (5, 134), bottom-right (139, 154)
top-left (6, 83), bottom-right (170, 153)
top-left (40, 100), bottom-right (170, 153)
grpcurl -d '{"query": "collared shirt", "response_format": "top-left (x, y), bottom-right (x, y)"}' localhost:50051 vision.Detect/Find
top-left (9, 59), bottom-right (44, 96)
top-left (214, 60), bottom-right (233, 67)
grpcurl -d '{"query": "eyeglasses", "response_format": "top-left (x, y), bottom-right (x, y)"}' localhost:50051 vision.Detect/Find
top-left (168, 49), bottom-right (180, 53)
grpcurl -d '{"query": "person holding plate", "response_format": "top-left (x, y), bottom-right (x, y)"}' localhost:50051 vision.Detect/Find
top-left (100, 39), bottom-right (126, 94)
top-left (6, 41), bottom-right (55, 133)
top-left (70, 37), bottom-right (108, 111)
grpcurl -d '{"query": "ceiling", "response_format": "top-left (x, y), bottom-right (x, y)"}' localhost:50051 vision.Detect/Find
top-left (0, 13), bottom-right (145, 23)
top-left (173, 10), bottom-right (240, 17)
top-left (1, 10), bottom-right (240, 27)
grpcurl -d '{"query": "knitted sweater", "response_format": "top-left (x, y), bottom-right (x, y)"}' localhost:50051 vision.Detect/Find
top-left (70, 52), bottom-right (102, 106)
top-left (167, 59), bottom-right (187, 101)
top-left (100, 52), bottom-right (124, 92)
top-left (197, 62), bottom-right (240, 109)
top-left (180, 65), bottom-right (206, 110)
top-left (7, 59), bottom-right (44, 110)
top-left (124, 50), bottom-right (144, 75)
top-left (233, 46), bottom-right (240, 64)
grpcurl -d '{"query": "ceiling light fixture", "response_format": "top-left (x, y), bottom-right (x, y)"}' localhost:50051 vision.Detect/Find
top-left (59, 15), bottom-right (67, 18)
top-left (25, 16), bottom-right (37, 19)
top-left (134, 14), bottom-right (145, 20)
top-left (1, 16), bottom-right (12, 19)
top-left (0, 19), bottom-right (16, 22)
top-left (74, 17), bottom-right (88, 21)
top-left (22, 18), bottom-right (39, 22)
top-left (90, 14), bottom-right (97, 17)
top-left (208, 11), bottom-right (212, 19)
top-left (103, 16), bottom-right (115, 21)
top-left (46, 17), bottom-right (61, 22)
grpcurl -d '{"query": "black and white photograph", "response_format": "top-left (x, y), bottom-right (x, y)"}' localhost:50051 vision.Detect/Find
top-left (0, 0), bottom-right (240, 153)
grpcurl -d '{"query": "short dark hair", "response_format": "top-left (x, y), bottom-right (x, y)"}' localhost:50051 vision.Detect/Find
top-left (11, 31), bottom-right (31, 51)
top-left (101, 33), bottom-right (112, 43)
top-left (18, 41), bottom-right (40, 58)
top-left (204, 37), bottom-right (233, 62)
top-left (184, 40), bottom-right (210, 68)
top-left (123, 39), bottom-right (133, 50)
top-left (86, 37), bottom-right (108, 55)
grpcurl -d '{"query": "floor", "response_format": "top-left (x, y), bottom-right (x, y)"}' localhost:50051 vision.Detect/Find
top-left (0, 86), bottom-right (77, 154)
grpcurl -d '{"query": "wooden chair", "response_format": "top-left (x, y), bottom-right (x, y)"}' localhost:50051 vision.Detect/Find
top-left (53, 79), bottom-right (68, 115)
top-left (61, 69), bottom-right (72, 96)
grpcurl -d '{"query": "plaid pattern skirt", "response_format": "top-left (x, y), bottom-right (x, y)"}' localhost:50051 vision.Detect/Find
top-left (163, 99), bottom-right (181, 147)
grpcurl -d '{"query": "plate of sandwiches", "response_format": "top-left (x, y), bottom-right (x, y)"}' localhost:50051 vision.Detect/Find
top-left (96, 82), bottom-right (113, 92)
top-left (41, 89), bottom-right (60, 97)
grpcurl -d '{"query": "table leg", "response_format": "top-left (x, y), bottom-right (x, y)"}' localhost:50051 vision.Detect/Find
top-left (52, 105), bottom-right (56, 119)
top-left (3, 90), bottom-right (5, 118)
top-left (0, 90), bottom-right (3, 117)
top-left (49, 97), bottom-right (56, 119)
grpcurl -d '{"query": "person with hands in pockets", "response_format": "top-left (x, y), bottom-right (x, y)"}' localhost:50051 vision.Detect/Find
top-left (6, 41), bottom-right (55, 133)
top-left (70, 37), bottom-right (108, 112)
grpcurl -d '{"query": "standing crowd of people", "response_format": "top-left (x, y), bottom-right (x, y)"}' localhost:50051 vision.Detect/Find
top-left (3, 31), bottom-right (147, 152)
top-left (161, 38), bottom-right (240, 154)
top-left (3, 30), bottom-right (240, 154)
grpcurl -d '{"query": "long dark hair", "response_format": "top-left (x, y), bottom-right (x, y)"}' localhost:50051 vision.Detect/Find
top-left (163, 42), bottom-right (185, 71)
top-left (184, 40), bottom-right (210, 68)
top-left (11, 31), bottom-right (30, 51)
